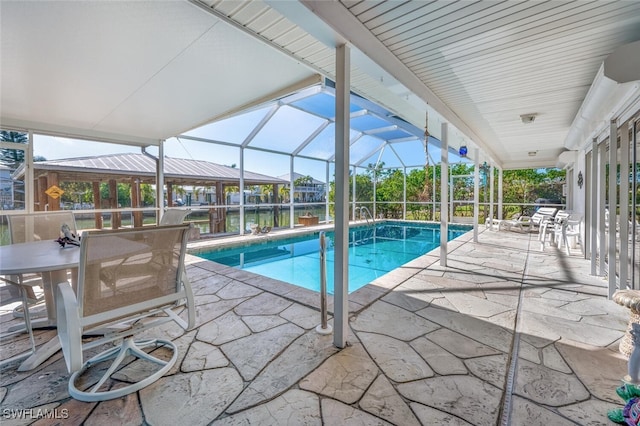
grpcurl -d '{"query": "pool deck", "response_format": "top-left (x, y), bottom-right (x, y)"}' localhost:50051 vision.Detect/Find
top-left (0, 224), bottom-right (630, 425)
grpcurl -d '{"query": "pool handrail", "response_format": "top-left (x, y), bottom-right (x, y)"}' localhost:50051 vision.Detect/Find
top-left (316, 231), bottom-right (332, 335)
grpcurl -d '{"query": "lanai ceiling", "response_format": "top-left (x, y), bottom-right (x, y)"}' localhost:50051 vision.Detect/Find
top-left (2, 1), bottom-right (639, 169)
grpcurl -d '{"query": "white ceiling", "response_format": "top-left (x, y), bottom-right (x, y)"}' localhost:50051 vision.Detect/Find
top-left (0, 1), bottom-right (317, 145)
top-left (2, 0), bottom-right (639, 168)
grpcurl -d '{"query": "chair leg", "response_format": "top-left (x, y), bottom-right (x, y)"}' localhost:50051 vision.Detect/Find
top-left (0, 285), bottom-right (37, 368)
top-left (68, 338), bottom-right (178, 402)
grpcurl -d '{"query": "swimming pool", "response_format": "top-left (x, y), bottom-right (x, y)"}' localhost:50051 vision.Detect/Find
top-left (195, 222), bottom-right (470, 294)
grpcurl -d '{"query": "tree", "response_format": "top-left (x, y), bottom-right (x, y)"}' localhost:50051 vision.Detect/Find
top-left (0, 131), bottom-right (28, 169)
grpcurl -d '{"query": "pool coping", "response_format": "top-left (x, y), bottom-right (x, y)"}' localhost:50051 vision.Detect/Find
top-left (185, 220), bottom-right (475, 315)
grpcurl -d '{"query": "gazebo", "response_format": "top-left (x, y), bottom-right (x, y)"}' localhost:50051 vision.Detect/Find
top-left (15, 153), bottom-right (287, 231)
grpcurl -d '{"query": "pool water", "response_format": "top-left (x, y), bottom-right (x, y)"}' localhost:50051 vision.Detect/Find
top-left (195, 222), bottom-right (470, 294)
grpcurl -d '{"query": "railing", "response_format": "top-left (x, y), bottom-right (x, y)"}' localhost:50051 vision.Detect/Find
top-left (359, 206), bottom-right (374, 225)
top-left (316, 231), bottom-right (332, 335)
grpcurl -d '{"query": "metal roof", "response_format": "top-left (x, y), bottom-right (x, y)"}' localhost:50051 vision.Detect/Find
top-left (277, 172), bottom-right (325, 186)
top-left (30, 153), bottom-right (287, 186)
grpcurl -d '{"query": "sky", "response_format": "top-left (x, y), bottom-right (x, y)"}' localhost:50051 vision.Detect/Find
top-left (31, 94), bottom-right (468, 182)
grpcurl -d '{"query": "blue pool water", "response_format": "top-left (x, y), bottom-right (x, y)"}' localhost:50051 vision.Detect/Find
top-left (196, 222), bottom-right (470, 294)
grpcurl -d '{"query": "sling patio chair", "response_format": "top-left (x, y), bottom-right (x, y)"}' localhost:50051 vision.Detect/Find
top-left (159, 208), bottom-right (191, 226)
top-left (4, 211), bottom-right (79, 318)
top-left (55, 223), bottom-right (195, 402)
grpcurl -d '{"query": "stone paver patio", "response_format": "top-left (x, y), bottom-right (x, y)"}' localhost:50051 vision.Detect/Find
top-left (0, 225), bottom-right (631, 425)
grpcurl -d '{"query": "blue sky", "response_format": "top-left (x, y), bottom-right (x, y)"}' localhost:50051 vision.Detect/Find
top-left (33, 96), bottom-right (467, 182)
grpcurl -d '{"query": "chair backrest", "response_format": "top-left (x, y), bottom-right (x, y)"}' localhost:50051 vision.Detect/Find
top-left (159, 208), bottom-right (191, 225)
top-left (8, 211), bottom-right (78, 243)
top-left (553, 210), bottom-right (571, 225)
top-left (75, 224), bottom-right (194, 329)
top-left (531, 207), bottom-right (557, 225)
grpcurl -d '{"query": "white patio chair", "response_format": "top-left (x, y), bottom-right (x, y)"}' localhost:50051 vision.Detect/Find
top-left (55, 223), bottom-right (195, 402)
top-left (559, 213), bottom-right (583, 255)
top-left (159, 208), bottom-right (191, 225)
top-left (539, 210), bottom-right (570, 251)
top-left (530, 207), bottom-right (558, 232)
top-left (502, 213), bottom-right (532, 232)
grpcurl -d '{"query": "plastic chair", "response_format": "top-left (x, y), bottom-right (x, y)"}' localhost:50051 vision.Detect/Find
top-left (539, 210), bottom-right (570, 251)
top-left (559, 213), bottom-right (583, 255)
top-left (55, 223), bottom-right (195, 402)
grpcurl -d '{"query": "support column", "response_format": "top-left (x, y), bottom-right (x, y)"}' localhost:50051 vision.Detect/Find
top-left (131, 178), bottom-right (142, 228)
top-left (93, 181), bottom-right (102, 229)
top-left (214, 181), bottom-right (225, 233)
top-left (620, 121), bottom-right (630, 289)
top-left (108, 179), bottom-right (121, 229)
top-left (352, 165), bottom-right (357, 221)
top-left (633, 121), bottom-right (638, 290)
top-left (608, 120), bottom-right (618, 298)
top-left (432, 164), bottom-right (436, 221)
top-left (47, 172), bottom-right (60, 211)
top-left (591, 138), bottom-right (598, 275)
top-left (240, 147), bottom-right (245, 234)
top-left (440, 122), bottom-right (449, 267)
top-left (290, 156), bottom-right (295, 229)
top-left (489, 164), bottom-right (495, 225)
top-left (326, 161), bottom-right (330, 223)
top-left (157, 141), bottom-right (165, 224)
top-left (498, 167), bottom-right (503, 220)
top-left (37, 176), bottom-right (47, 211)
top-left (598, 141), bottom-right (606, 277)
top-left (473, 149), bottom-right (479, 242)
top-left (403, 166), bottom-right (407, 220)
top-left (273, 184), bottom-right (280, 228)
top-left (334, 43), bottom-right (350, 349)
top-left (26, 131), bottom-right (34, 213)
top-left (373, 169), bottom-right (377, 219)
top-left (167, 184), bottom-right (173, 208)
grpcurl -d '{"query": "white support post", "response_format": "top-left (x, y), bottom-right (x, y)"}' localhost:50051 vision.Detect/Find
top-left (590, 138), bottom-right (598, 275)
top-left (473, 149), bottom-right (480, 242)
top-left (240, 147), bottom-right (245, 234)
top-left (449, 173), bottom-right (453, 223)
top-left (290, 156), bottom-right (295, 229)
top-left (325, 161), bottom-right (330, 223)
top-left (633, 120), bottom-right (638, 290)
top-left (352, 165), bottom-right (357, 221)
top-left (26, 131), bottom-right (34, 213)
top-left (373, 169), bottom-right (377, 218)
top-left (599, 141), bottom-right (607, 277)
top-left (432, 165), bottom-right (436, 220)
top-left (498, 167), bottom-right (503, 220)
top-left (403, 167), bottom-right (407, 220)
top-left (440, 122), bottom-right (449, 267)
top-left (490, 164), bottom-right (495, 224)
top-left (620, 121), bottom-right (630, 289)
top-left (157, 141), bottom-right (165, 223)
top-left (334, 43), bottom-right (350, 349)
top-left (608, 120), bottom-right (618, 297)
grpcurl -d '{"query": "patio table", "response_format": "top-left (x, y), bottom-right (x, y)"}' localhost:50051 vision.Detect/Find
top-left (1, 236), bottom-right (151, 371)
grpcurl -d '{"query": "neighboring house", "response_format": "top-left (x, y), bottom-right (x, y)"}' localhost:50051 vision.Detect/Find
top-left (0, 164), bottom-right (16, 209)
top-left (277, 172), bottom-right (325, 203)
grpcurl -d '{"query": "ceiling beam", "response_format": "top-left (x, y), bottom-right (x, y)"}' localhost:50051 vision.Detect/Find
top-left (295, 0), bottom-right (501, 166)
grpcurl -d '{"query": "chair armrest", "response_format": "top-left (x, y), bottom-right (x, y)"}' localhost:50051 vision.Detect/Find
top-left (56, 282), bottom-right (83, 373)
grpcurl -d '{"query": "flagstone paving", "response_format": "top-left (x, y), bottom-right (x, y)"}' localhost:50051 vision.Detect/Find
top-left (0, 226), bottom-right (632, 425)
